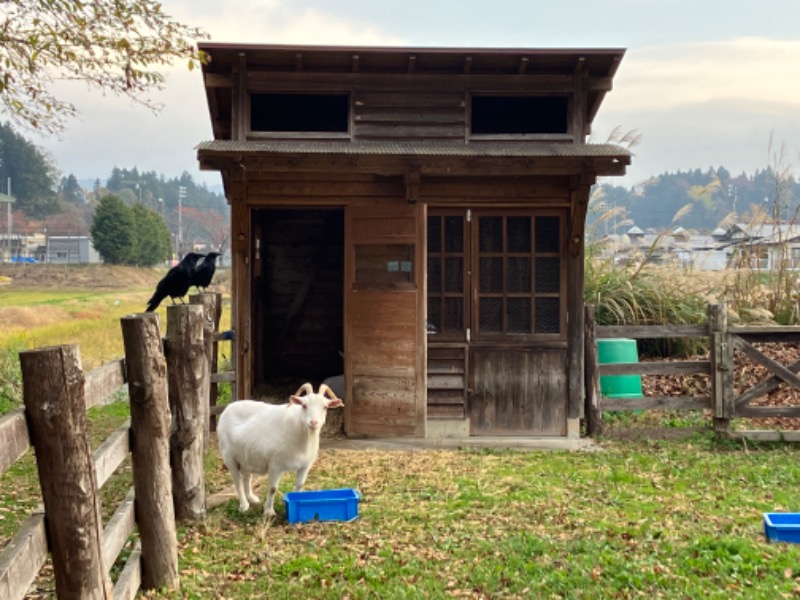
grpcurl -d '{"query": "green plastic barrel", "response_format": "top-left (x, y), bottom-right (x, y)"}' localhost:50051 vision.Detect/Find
top-left (597, 338), bottom-right (643, 398)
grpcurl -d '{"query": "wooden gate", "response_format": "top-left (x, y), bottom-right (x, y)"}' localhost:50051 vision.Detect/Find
top-left (585, 304), bottom-right (800, 441)
top-left (729, 327), bottom-right (800, 422)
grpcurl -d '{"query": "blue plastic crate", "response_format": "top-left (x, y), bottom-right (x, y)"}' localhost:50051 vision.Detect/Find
top-left (764, 513), bottom-right (800, 544)
top-left (284, 488), bottom-right (361, 524)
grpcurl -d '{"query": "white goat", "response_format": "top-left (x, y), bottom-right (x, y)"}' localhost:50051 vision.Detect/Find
top-left (217, 383), bottom-right (344, 517)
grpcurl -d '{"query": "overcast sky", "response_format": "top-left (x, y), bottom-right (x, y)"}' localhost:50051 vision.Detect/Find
top-left (33, 0), bottom-right (800, 190)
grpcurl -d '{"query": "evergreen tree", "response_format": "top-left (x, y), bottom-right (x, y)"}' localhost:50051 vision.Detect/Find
top-left (0, 123), bottom-right (59, 218)
top-left (59, 174), bottom-right (85, 205)
top-left (131, 204), bottom-right (171, 266)
top-left (90, 195), bottom-right (136, 264)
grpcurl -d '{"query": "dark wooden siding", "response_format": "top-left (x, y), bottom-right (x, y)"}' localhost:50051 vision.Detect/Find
top-left (353, 92), bottom-right (466, 140)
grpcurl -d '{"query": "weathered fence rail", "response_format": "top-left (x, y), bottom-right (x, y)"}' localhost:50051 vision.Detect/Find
top-left (0, 292), bottom-right (222, 599)
top-left (585, 303), bottom-right (800, 441)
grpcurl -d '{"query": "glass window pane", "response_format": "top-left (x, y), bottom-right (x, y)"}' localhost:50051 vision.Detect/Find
top-left (507, 217), bottom-right (531, 252)
top-left (355, 244), bottom-right (414, 284)
top-left (427, 216), bottom-right (441, 253)
top-left (507, 257), bottom-right (531, 293)
top-left (479, 217), bottom-right (503, 252)
top-left (507, 298), bottom-right (532, 333)
top-left (427, 257), bottom-right (441, 293)
top-left (535, 216), bottom-right (560, 252)
top-left (479, 257), bottom-right (503, 293)
top-left (444, 216), bottom-right (464, 253)
top-left (443, 298), bottom-right (463, 333)
top-left (427, 298), bottom-right (441, 334)
top-left (535, 297), bottom-right (560, 333)
top-left (444, 257), bottom-right (463, 293)
top-left (479, 298), bottom-right (503, 332)
top-left (535, 257), bottom-right (560, 293)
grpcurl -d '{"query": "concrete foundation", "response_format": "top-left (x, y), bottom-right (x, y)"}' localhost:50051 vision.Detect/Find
top-left (426, 418), bottom-right (471, 439)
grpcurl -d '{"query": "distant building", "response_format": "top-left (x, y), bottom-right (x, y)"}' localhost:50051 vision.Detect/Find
top-left (593, 221), bottom-right (800, 272)
top-left (44, 236), bottom-right (102, 264)
top-left (0, 232), bottom-right (45, 262)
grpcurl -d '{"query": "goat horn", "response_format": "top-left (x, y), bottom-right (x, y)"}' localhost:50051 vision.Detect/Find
top-left (318, 383), bottom-right (340, 401)
top-left (294, 382), bottom-right (314, 397)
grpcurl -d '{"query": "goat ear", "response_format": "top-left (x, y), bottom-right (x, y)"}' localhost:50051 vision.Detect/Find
top-left (289, 395), bottom-right (305, 406)
top-left (326, 398), bottom-right (344, 409)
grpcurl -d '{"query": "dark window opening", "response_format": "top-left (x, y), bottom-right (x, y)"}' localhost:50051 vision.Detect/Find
top-left (471, 96), bottom-right (569, 135)
top-left (251, 93), bottom-right (349, 132)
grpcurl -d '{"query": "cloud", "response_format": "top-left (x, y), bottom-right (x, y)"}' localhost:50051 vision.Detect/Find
top-left (36, 1), bottom-right (407, 185)
top-left (174, 1), bottom-right (407, 46)
top-left (609, 37), bottom-right (800, 110)
top-left (29, 5), bottom-right (800, 193)
top-left (594, 37), bottom-right (800, 185)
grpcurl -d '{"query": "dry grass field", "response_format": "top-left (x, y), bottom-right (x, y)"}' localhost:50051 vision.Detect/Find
top-left (0, 263), bottom-right (230, 370)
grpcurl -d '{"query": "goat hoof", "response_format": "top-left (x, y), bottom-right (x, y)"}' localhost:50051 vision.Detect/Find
top-left (247, 495), bottom-right (260, 505)
top-left (238, 502), bottom-right (250, 512)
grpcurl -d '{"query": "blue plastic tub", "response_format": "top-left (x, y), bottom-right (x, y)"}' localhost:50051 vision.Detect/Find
top-left (764, 513), bottom-right (800, 543)
top-left (284, 488), bottom-right (361, 524)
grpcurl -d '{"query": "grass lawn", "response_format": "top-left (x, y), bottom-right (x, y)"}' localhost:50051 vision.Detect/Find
top-left (1, 270), bottom-right (797, 597)
top-left (133, 435), bottom-right (800, 599)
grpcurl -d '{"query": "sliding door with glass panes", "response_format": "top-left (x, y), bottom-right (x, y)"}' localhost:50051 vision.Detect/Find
top-left (427, 209), bottom-right (567, 433)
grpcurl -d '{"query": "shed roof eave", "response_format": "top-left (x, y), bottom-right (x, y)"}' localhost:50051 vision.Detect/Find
top-left (196, 139), bottom-right (630, 169)
top-left (197, 145), bottom-right (630, 178)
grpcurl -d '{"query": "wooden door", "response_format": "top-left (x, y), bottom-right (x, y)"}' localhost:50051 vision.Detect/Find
top-left (427, 209), bottom-right (568, 436)
top-left (344, 202), bottom-right (426, 437)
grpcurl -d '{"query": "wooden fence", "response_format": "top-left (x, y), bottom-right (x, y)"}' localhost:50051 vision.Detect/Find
top-left (585, 303), bottom-right (800, 441)
top-left (0, 292), bottom-right (223, 599)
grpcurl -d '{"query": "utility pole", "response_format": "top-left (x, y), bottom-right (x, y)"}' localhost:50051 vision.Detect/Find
top-left (6, 179), bottom-right (10, 259)
top-left (178, 186), bottom-right (186, 257)
top-left (0, 178), bottom-right (13, 261)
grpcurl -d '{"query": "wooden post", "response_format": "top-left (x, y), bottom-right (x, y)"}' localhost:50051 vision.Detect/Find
top-left (567, 184), bottom-right (590, 424)
top-left (19, 345), bottom-right (113, 599)
top-left (120, 314), bottom-right (179, 591)
top-left (166, 304), bottom-right (207, 522)
top-left (584, 304), bottom-right (602, 436)
top-left (190, 291), bottom-right (220, 438)
top-left (209, 292), bottom-right (223, 431)
top-left (709, 303), bottom-right (732, 435)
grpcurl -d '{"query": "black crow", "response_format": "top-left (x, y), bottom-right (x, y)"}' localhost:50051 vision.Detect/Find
top-left (191, 251), bottom-right (221, 291)
top-left (145, 252), bottom-right (204, 312)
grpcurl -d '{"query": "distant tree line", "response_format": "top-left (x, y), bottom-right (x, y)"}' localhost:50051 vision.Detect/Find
top-left (0, 122), bottom-right (229, 259)
top-left (591, 166), bottom-right (800, 237)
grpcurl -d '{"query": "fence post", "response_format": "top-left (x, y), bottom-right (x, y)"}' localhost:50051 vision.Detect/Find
top-left (584, 304), bottom-right (602, 436)
top-left (166, 304), bottom-right (208, 522)
top-left (19, 345), bottom-right (113, 599)
top-left (190, 291), bottom-right (220, 438)
top-left (121, 313), bottom-right (179, 591)
top-left (709, 303), bottom-right (732, 435)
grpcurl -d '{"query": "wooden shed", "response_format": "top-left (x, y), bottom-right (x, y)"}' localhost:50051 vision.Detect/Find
top-left (196, 44), bottom-right (630, 439)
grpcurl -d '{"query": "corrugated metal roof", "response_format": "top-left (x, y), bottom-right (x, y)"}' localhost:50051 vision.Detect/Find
top-left (196, 140), bottom-right (631, 160)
